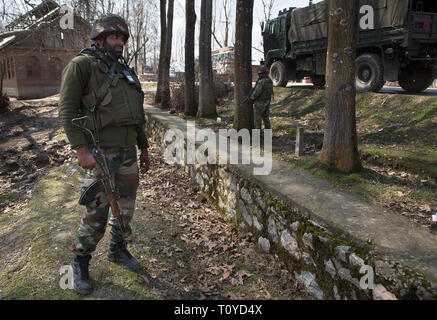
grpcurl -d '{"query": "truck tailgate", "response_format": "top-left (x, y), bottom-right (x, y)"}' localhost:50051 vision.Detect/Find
top-left (409, 12), bottom-right (437, 41)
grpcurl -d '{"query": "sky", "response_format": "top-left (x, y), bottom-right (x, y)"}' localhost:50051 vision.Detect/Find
top-left (250, 0), bottom-right (324, 62)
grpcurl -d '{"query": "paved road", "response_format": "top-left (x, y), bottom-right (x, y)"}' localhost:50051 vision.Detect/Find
top-left (286, 83), bottom-right (437, 96)
top-left (379, 86), bottom-right (437, 96)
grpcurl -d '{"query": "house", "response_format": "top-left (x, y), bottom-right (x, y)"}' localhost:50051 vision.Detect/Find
top-left (212, 46), bottom-right (234, 75)
top-left (211, 47), bottom-right (261, 82)
top-left (0, 0), bottom-right (91, 99)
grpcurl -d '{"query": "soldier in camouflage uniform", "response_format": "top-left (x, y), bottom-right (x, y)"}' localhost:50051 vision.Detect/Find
top-left (58, 15), bottom-right (150, 295)
top-left (250, 65), bottom-right (274, 130)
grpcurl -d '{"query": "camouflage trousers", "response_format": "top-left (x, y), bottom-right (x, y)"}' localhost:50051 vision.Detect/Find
top-left (254, 100), bottom-right (271, 130)
top-left (72, 147), bottom-right (139, 256)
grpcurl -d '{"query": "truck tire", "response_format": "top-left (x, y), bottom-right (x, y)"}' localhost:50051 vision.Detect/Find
top-left (311, 75), bottom-right (326, 87)
top-left (270, 61), bottom-right (288, 87)
top-left (398, 63), bottom-right (434, 93)
top-left (355, 54), bottom-right (385, 92)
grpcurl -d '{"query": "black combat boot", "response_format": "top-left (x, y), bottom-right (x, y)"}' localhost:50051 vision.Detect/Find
top-left (107, 239), bottom-right (141, 271)
top-left (70, 255), bottom-right (92, 295)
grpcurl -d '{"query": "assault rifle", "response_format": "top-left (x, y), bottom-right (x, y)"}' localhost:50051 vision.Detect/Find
top-left (241, 96), bottom-right (253, 104)
top-left (71, 116), bottom-right (128, 244)
top-left (242, 77), bottom-right (261, 104)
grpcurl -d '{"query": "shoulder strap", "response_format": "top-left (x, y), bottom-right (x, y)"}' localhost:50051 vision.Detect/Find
top-left (78, 44), bottom-right (102, 60)
top-left (78, 46), bottom-right (118, 110)
top-left (94, 63), bottom-right (117, 109)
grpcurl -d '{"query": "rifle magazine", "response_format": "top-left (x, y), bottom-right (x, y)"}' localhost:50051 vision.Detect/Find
top-left (79, 179), bottom-right (104, 205)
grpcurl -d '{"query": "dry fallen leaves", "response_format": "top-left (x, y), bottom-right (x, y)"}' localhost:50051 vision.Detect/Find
top-left (229, 270), bottom-right (253, 286)
top-left (220, 269), bottom-right (232, 282)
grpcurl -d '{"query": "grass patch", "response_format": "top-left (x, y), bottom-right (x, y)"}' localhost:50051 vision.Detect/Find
top-left (250, 86), bottom-right (437, 224)
top-left (0, 164), bottom-right (155, 300)
top-left (287, 154), bottom-right (435, 207)
top-left (360, 146), bottom-right (437, 178)
top-left (54, 131), bottom-right (67, 141)
top-left (141, 82), bottom-right (157, 89)
top-left (0, 194), bottom-right (13, 202)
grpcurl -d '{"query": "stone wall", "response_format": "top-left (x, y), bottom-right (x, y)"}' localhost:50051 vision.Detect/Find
top-left (144, 106), bottom-right (437, 300)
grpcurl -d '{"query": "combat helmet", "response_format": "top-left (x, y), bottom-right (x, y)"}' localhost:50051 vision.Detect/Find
top-left (90, 15), bottom-right (129, 41)
top-left (258, 65), bottom-right (269, 75)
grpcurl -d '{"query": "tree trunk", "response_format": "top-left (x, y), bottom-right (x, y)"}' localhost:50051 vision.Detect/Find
top-left (125, 0), bottom-right (130, 64)
top-left (233, 0), bottom-right (254, 130)
top-left (318, 0), bottom-right (361, 173)
top-left (143, 34), bottom-right (147, 67)
top-left (184, 0), bottom-right (197, 116)
top-left (223, 0), bottom-right (230, 47)
top-left (155, 0), bottom-right (167, 104)
top-left (197, 0), bottom-right (217, 119)
top-left (161, 0), bottom-right (174, 109)
top-left (212, 0), bottom-right (222, 48)
top-left (224, 21), bottom-right (229, 47)
top-left (134, 11), bottom-right (141, 73)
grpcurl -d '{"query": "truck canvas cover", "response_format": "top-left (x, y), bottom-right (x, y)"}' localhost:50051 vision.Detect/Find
top-left (288, 0), bottom-right (410, 43)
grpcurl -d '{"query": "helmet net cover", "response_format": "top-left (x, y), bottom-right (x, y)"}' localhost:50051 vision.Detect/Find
top-left (91, 15), bottom-right (129, 41)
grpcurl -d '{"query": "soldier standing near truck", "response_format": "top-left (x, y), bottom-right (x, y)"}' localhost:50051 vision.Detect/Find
top-left (250, 66), bottom-right (274, 130)
top-left (58, 15), bottom-right (150, 295)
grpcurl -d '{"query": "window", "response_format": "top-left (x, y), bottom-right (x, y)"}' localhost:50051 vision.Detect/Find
top-left (1, 57), bottom-right (15, 79)
top-left (262, 22), bottom-right (267, 34)
top-left (3, 57), bottom-right (14, 79)
top-left (49, 57), bottom-right (62, 79)
top-left (281, 18), bottom-right (286, 33)
top-left (270, 22), bottom-right (275, 35)
top-left (26, 56), bottom-right (40, 79)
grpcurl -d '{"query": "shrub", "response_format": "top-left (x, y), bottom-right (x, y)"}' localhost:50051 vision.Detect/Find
top-left (170, 82), bottom-right (185, 112)
top-left (214, 80), bottom-right (233, 101)
top-left (213, 73), bottom-right (234, 101)
top-left (169, 74), bottom-right (233, 113)
top-left (170, 82), bottom-right (199, 113)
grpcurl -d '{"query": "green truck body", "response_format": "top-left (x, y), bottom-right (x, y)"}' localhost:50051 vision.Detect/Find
top-left (262, 0), bottom-right (437, 92)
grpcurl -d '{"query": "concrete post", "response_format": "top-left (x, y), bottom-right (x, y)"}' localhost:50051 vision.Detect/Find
top-left (295, 127), bottom-right (304, 156)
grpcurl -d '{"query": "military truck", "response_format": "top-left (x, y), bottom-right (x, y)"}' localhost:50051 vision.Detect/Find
top-left (262, 0), bottom-right (437, 92)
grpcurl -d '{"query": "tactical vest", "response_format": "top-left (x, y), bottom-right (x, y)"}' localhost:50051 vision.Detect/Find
top-left (80, 53), bottom-right (145, 131)
top-left (257, 77), bottom-right (274, 101)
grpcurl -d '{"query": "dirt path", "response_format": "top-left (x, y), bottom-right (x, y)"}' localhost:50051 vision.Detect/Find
top-left (0, 98), bottom-right (312, 300)
top-left (0, 96), bottom-right (73, 213)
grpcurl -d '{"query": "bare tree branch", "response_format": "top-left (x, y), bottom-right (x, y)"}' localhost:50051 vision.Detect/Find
top-left (127, 37), bottom-right (148, 64)
top-left (252, 45), bottom-right (263, 54)
top-left (212, 30), bottom-right (223, 48)
top-left (261, 0), bottom-right (275, 22)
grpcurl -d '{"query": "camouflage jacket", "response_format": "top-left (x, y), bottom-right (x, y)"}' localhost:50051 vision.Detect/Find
top-left (250, 76), bottom-right (274, 102)
top-left (58, 53), bottom-right (149, 149)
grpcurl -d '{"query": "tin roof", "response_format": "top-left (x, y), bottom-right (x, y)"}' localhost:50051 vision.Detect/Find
top-left (0, 0), bottom-right (90, 50)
